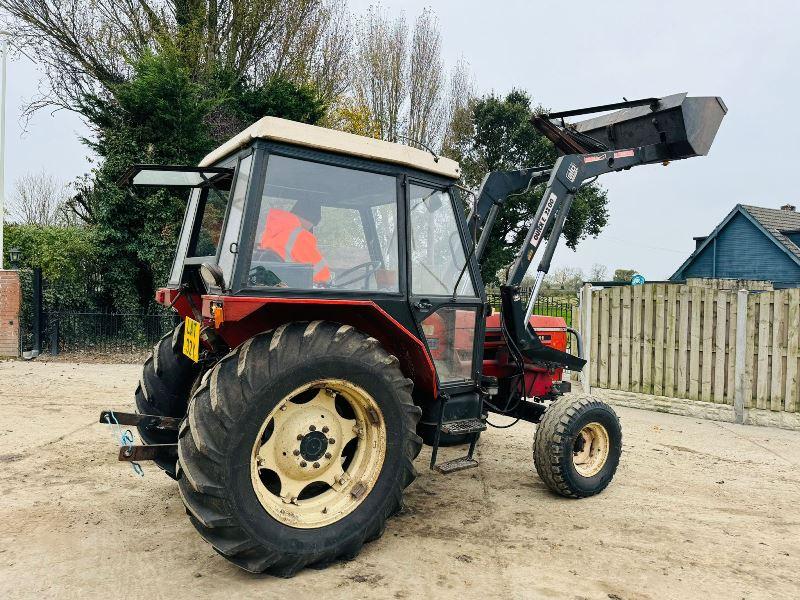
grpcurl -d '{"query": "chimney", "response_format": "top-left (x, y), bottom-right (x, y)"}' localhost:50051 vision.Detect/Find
top-left (693, 235), bottom-right (707, 250)
top-left (781, 203), bottom-right (796, 212)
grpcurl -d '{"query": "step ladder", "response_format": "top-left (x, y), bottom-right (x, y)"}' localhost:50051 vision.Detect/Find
top-left (429, 395), bottom-right (486, 474)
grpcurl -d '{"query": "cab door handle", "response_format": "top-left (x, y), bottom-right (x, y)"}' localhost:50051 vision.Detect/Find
top-left (414, 299), bottom-right (432, 312)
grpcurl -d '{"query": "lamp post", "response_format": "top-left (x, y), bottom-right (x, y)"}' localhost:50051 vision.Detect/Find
top-left (0, 32), bottom-right (8, 270)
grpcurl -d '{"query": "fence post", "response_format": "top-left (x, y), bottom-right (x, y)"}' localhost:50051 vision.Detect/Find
top-left (733, 289), bottom-right (748, 424)
top-left (0, 270), bottom-right (21, 357)
top-left (581, 283), bottom-right (593, 395)
top-left (50, 319), bottom-right (59, 355)
top-left (32, 267), bottom-right (43, 355)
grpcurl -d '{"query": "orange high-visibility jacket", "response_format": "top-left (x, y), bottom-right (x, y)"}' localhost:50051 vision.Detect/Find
top-left (258, 208), bottom-right (331, 283)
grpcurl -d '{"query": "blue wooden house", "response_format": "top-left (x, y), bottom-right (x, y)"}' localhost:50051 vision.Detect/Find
top-left (670, 204), bottom-right (800, 288)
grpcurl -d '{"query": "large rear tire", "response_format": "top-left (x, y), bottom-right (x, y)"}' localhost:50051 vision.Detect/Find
top-left (177, 321), bottom-right (422, 576)
top-left (533, 395), bottom-right (621, 498)
top-left (135, 322), bottom-right (200, 477)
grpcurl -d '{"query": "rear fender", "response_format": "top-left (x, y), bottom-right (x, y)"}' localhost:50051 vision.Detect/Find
top-left (198, 296), bottom-right (437, 400)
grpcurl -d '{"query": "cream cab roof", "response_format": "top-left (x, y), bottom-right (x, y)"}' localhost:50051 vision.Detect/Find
top-left (199, 116), bottom-right (461, 179)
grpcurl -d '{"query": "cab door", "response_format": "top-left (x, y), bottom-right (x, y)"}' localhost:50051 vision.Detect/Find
top-left (406, 181), bottom-right (484, 390)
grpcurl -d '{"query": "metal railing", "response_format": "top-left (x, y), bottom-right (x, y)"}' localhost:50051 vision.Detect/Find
top-left (44, 310), bottom-right (177, 355)
top-left (486, 288), bottom-right (577, 326)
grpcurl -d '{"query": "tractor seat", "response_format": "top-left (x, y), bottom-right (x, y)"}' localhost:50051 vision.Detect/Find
top-left (250, 249), bottom-right (313, 289)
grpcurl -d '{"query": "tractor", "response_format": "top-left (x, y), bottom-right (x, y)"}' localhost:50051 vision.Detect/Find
top-left (101, 93), bottom-right (726, 575)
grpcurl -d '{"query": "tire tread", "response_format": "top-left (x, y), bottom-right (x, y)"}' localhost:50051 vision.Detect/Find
top-left (533, 394), bottom-right (621, 498)
top-left (178, 321), bottom-right (419, 576)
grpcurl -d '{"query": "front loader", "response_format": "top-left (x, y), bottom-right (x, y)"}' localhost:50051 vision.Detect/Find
top-left (101, 92), bottom-right (726, 575)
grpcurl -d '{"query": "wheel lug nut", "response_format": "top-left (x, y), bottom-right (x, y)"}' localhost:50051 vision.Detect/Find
top-left (329, 438), bottom-right (335, 444)
top-left (300, 461), bottom-right (307, 468)
top-left (324, 452), bottom-right (332, 459)
top-left (313, 462), bottom-right (320, 469)
top-left (309, 425), bottom-right (316, 431)
top-left (293, 449), bottom-right (300, 456)
top-left (322, 426), bottom-right (329, 433)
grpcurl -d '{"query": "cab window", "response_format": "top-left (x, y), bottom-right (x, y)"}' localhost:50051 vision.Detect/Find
top-left (409, 185), bottom-right (476, 297)
top-left (247, 155), bottom-right (399, 292)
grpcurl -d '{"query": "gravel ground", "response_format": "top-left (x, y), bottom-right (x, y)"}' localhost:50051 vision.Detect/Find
top-left (0, 360), bottom-right (798, 600)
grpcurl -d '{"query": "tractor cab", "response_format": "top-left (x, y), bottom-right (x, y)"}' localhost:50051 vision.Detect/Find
top-left (123, 117), bottom-right (488, 431)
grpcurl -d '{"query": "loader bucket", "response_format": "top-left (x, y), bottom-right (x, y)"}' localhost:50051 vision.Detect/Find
top-left (572, 93), bottom-right (727, 160)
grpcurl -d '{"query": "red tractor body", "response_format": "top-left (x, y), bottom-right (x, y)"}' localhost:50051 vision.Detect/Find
top-left (106, 95), bottom-right (724, 575)
top-left (482, 313), bottom-right (568, 399)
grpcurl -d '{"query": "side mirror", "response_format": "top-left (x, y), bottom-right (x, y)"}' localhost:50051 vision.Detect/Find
top-left (200, 262), bottom-right (226, 291)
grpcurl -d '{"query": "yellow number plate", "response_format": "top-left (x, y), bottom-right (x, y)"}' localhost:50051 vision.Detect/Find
top-left (183, 317), bottom-right (201, 363)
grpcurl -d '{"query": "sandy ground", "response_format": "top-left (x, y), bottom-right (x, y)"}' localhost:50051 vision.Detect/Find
top-left (0, 361), bottom-right (798, 600)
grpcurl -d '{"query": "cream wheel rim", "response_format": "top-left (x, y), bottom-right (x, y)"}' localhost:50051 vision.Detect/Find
top-left (572, 422), bottom-right (610, 477)
top-left (250, 379), bottom-right (386, 528)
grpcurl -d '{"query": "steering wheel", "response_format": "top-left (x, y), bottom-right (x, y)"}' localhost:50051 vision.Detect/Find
top-left (330, 261), bottom-right (382, 289)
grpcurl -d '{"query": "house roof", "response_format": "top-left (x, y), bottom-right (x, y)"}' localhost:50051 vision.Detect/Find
top-left (741, 204), bottom-right (800, 261)
top-left (198, 116), bottom-right (461, 179)
top-left (671, 204), bottom-right (800, 279)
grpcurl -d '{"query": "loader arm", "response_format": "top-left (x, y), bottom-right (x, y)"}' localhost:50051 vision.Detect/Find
top-left (499, 144), bottom-right (671, 370)
top-left (469, 166), bottom-right (552, 261)
top-left (476, 93), bottom-right (727, 371)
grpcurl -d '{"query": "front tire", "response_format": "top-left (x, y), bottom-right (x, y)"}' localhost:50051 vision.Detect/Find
top-left (177, 321), bottom-right (422, 576)
top-left (533, 395), bottom-right (621, 498)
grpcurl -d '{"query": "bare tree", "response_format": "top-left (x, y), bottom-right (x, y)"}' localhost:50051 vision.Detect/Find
top-left (587, 263), bottom-right (608, 281)
top-left (0, 0), bottom-right (352, 118)
top-left (304, 0), bottom-right (353, 102)
top-left (441, 56), bottom-right (476, 157)
top-left (406, 8), bottom-right (444, 148)
top-left (353, 6), bottom-right (407, 141)
top-left (7, 170), bottom-right (70, 226)
top-left (348, 6), bottom-right (472, 152)
top-left (3, 1), bottom-right (473, 155)
top-left (544, 266), bottom-right (585, 292)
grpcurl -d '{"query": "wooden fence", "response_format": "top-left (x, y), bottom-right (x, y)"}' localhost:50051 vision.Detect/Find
top-left (576, 283), bottom-right (800, 416)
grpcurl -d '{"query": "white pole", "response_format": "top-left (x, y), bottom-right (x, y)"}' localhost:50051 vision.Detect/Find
top-left (0, 33), bottom-right (7, 269)
top-left (581, 283), bottom-right (593, 395)
top-left (733, 289), bottom-right (749, 424)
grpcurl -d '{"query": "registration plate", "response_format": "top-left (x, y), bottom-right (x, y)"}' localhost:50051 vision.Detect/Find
top-left (183, 317), bottom-right (201, 362)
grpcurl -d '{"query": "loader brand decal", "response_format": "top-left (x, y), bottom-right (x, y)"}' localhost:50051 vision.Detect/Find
top-left (583, 153), bottom-right (607, 163)
top-left (531, 192), bottom-right (558, 246)
top-left (613, 149), bottom-right (635, 159)
top-left (566, 162), bottom-right (579, 182)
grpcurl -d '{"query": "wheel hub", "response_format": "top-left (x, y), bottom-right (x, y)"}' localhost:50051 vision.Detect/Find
top-left (299, 431), bottom-right (329, 461)
top-left (265, 396), bottom-right (343, 481)
top-left (572, 422), bottom-right (610, 478)
top-left (251, 380), bottom-right (386, 529)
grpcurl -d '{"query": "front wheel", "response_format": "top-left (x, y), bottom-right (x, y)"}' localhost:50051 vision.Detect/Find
top-left (533, 395), bottom-right (621, 498)
top-left (177, 321), bottom-right (421, 576)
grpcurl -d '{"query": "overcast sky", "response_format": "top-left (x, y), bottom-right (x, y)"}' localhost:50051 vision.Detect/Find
top-left (4, 0), bottom-right (799, 279)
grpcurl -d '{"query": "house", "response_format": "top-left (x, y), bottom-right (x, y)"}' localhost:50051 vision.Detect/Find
top-left (670, 203), bottom-right (800, 288)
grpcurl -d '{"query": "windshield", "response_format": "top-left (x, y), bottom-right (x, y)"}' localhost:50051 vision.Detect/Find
top-left (247, 154), bottom-right (400, 291)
